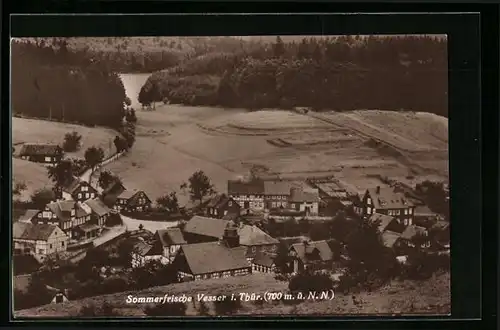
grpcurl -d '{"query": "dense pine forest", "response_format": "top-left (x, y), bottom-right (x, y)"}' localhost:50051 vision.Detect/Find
top-left (139, 36), bottom-right (448, 116)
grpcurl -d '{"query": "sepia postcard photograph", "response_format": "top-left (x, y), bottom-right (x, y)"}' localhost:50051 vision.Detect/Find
top-left (11, 35), bottom-right (450, 318)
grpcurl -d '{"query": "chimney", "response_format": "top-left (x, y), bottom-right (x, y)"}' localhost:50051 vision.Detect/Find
top-left (376, 186), bottom-right (381, 194)
top-left (222, 221), bottom-right (240, 248)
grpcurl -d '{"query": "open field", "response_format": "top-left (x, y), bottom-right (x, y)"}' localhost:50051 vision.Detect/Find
top-left (12, 158), bottom-right (52, 201)
top-left (15, 271), bottom-right (450, 317)
top-left (13, 117), bottom-right (118, 159)
top-left (101, 106), bottom-right (448, 205)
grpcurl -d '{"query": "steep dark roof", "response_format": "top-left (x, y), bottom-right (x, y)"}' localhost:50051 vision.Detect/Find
top-left (184, 216), bottom-right (230, 239)
top-left (252, 253), bottom-right (275, 268)
top-left (84, 198), bottom-right (111, 216)
top-left (368, 213), bottom-right (397, 233)
top-left (400, 225), bottom-right (427, 240)
top-left (366, 187), bottom-right (414, 210)
top-left (228, 180), bottom-right (265, 195)
top-left (381, 231), bottom-right (402, 248)
top-left (206, 194), bottom-right (236, 209)
top-left (117, 189), bottom-right (138, 200)
top-left (414, 205), bottom-right (437, 216)
top-left (133, 241), bottom-right (153, 256)
top-left (263, 181), bottom-right (292, 196)
top-left (290, 240), bottom-right (333, 262)
top-left (13, 222), bottom-right (58, 241)
top-left (179, 242), bottom-right (250, 275)
top-left (19, 144), bottom-right (62, 156)
top-left (155, 228), bottom-right (187, 246)
top-left (279, 236), bottom-right (309, 249)
top-left (46, 200), bottom-right (76, 222)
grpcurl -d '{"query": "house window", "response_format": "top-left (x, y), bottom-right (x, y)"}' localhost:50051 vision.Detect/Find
top-left (409, 208), bottom-right (413, 215)
top-left (52, 213), bottom-right (57, 218)
top-left (404, 219), bottom-right (408, 226)
top-left (367, 207), bottom-right (372, 215)
top-left (78, 193), bottom-right (82, 199)
top-left (45, 156), bottom-right (51, 162)
top-left (90, 193), bottom-right (95, 198)
top-left (395, 210), bottom-right (400, 215)
top-left (367, 197), bottom-right (372, 205)
top-left (85, 193), bottom-right (89, 198)
top-left (291, 203), bottom-right (295, 208)
top-left (38, 213), bottom-right (42, 218)
top-left (272, 202), bottom-right (276, 208)
top-left (224, 210), bottom-right (228, 216)
top-left (409, 219), bottom-right (412, 226)
top-left (404, 209), bottom-right (408, 215)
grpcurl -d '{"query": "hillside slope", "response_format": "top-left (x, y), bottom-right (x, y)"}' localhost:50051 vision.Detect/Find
top-left (15, 272), bottom-right (450, 317)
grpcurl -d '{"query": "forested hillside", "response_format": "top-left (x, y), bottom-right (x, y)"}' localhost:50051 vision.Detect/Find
top-left (138, 36), bottom-right (448, 117)
top-left (11, 39), bottom-right (127, 128)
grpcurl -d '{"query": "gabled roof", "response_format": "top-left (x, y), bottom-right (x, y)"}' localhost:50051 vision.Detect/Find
top-left (414, 205), bottom-right (437, 216)
top-left (18, 209), bottom-right (40, 223)
top-left (61, 177), bottom-right (82, 194)
top-left (75, 203), bottom-right (92, 218)
top-left (179, 242), bottom-right (250, 275)
top-left (78, 223), bottom-right (100, 233)
top-left (381, 231), bottom-right (401, 248)
top-left (263, 181), bottom-right (292, 196)
top-left (46, 200), bottom-right (76, 222)
top-left (366, 187), bottom-right (414, 210)
top-left (19, 144), bottom-right (62, 156)
top-left (400, 225), bottom-right (427, 240)
top-left (117, 189), bottom-right (139, 200)
top-left (13, 222), bottom-right (58, 241)
top-left (155, 228), bottom-right (187, 246)
top-left (290, 240), bottom-right (333, 262)
top-left (228, 180), bottom-right (265, 195)
top-left (279, 236), bottom-right (309, 249)
top-left (289, 189), bottom-right (320, 203)
top-left (184, 216), bottom-right (230, 239)
top-left (252, 253), bottom-right (275, 268)
top-left (84, 198), bottom-right (111, 216)
top-left (432, 220), bottom-right (450, 230)
top-left (206, 194), bottom-right (235, 209)
top-left (368, 213), bottom-right (397, 233)
top-left (133, 241), bottom-right (153, 256)
top-left (238, 225), bottom-right (279, 246)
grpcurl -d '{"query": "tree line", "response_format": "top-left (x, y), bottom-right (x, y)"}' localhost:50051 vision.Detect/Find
top-left (139, 35), bottom-right (448, 117)
top-left (11, 39), bottom-right (127, 128)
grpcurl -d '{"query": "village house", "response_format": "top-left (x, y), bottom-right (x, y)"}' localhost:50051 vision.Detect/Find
top-left (172, 222), bottom-right (252, 281)
top-left (227, 180), bottom-right (265, 213)
top-left (238, 224), bottom-right (279, 260)
top-left (361, 186), bottom-right (415, 226)
top-left (399, 225), bottom-right (430, 249)
top-left (252, 253), bottom-right (277, 273)
top-left (149, 228), bottom-right (187, 264)
top-left (203, 193), bottom-right (241, 219)
top-left (381, 231), bottom-right (403, 249)
top-left (101, 180), bottom-right (127, 207)
top-left (32, 200), bottom-right (93, 239)
top-left (368, 213), bottom-right (404, 234)
top-left (414, 205), bottom-right (443, 223)
top-left (13, 222), bottom-right (69, 256)
top-left (288, 240), bottom-right (334, 274)
top-left (263, 181), bottom-right (292, 210)
top-left (288, 188), bottom-right (320, 215)
top-left (19, 143), bottom-right (63, 166)
top-left (183, 216), bottom-right (279, 260)
top-left (60, 177), bottom-right (98, 202)
top-left (307, 177), bottom-right (351, 206)
top-left (84, 198), bottom-right (112, 227)
top-left (113, 189), bottom-right (152, 212)
top-left (131, 238), bottom-right (164, 268)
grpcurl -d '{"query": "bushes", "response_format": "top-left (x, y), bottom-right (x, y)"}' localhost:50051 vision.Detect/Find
top-left (288, 272), bottom-right (335, 294)
top-left (144, 302), bottom-right (187, 316)
top-left (63, 131), bottom-right (82, 152)
top-left (213, 295), bottom-right (242, 316)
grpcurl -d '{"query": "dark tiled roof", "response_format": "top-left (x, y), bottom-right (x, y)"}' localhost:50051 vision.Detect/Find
top-left (117, 189), bottom-right (138, 200)
top-left (414, 205), bottom-right (437, 216)
top-left (155, 228), bottom-right (187, 246)
top-left (206, 194), bottom-right (228, 208)
top-left (46, 200), bottom-right (76, 222)
top-left (84, 198), bottom-right (111, 216)
top-left (19, 144), bottom-right (62, 156)
top-left (238, 225), bottom-right (279, 246)
top-left (279, 236), bottom-right (309, 249)
top-left (289, 189), bottom-right (320, 203)
top-left (75, 203), bottom-right (92, 218)
top-left (252, 253), bottom-right (275, 268)
top-left (366, 187), bottom-right (414, 210)
top-left (78, 223), bottom-right (100, 233)
top-left (133, 241), bottom-right (153, 256)
top-left (184, 216), bottom-right (230, 239)
top-left (368, 213), bottom-right (397, 233)
top-left (228, 180), bottom-right (265, 195)
top-left (290, 240), bottom-right (334, 262)
top-left (381, 231), bottom-right (401, 248)
top-left (180, 242), bottom-right (250, 275)
top-left (400, 225), bottom-right (427, 240)
top-left (13, 222), bottom-right (58, 241)
top-left (263, 181), bottom-right (292, 196)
